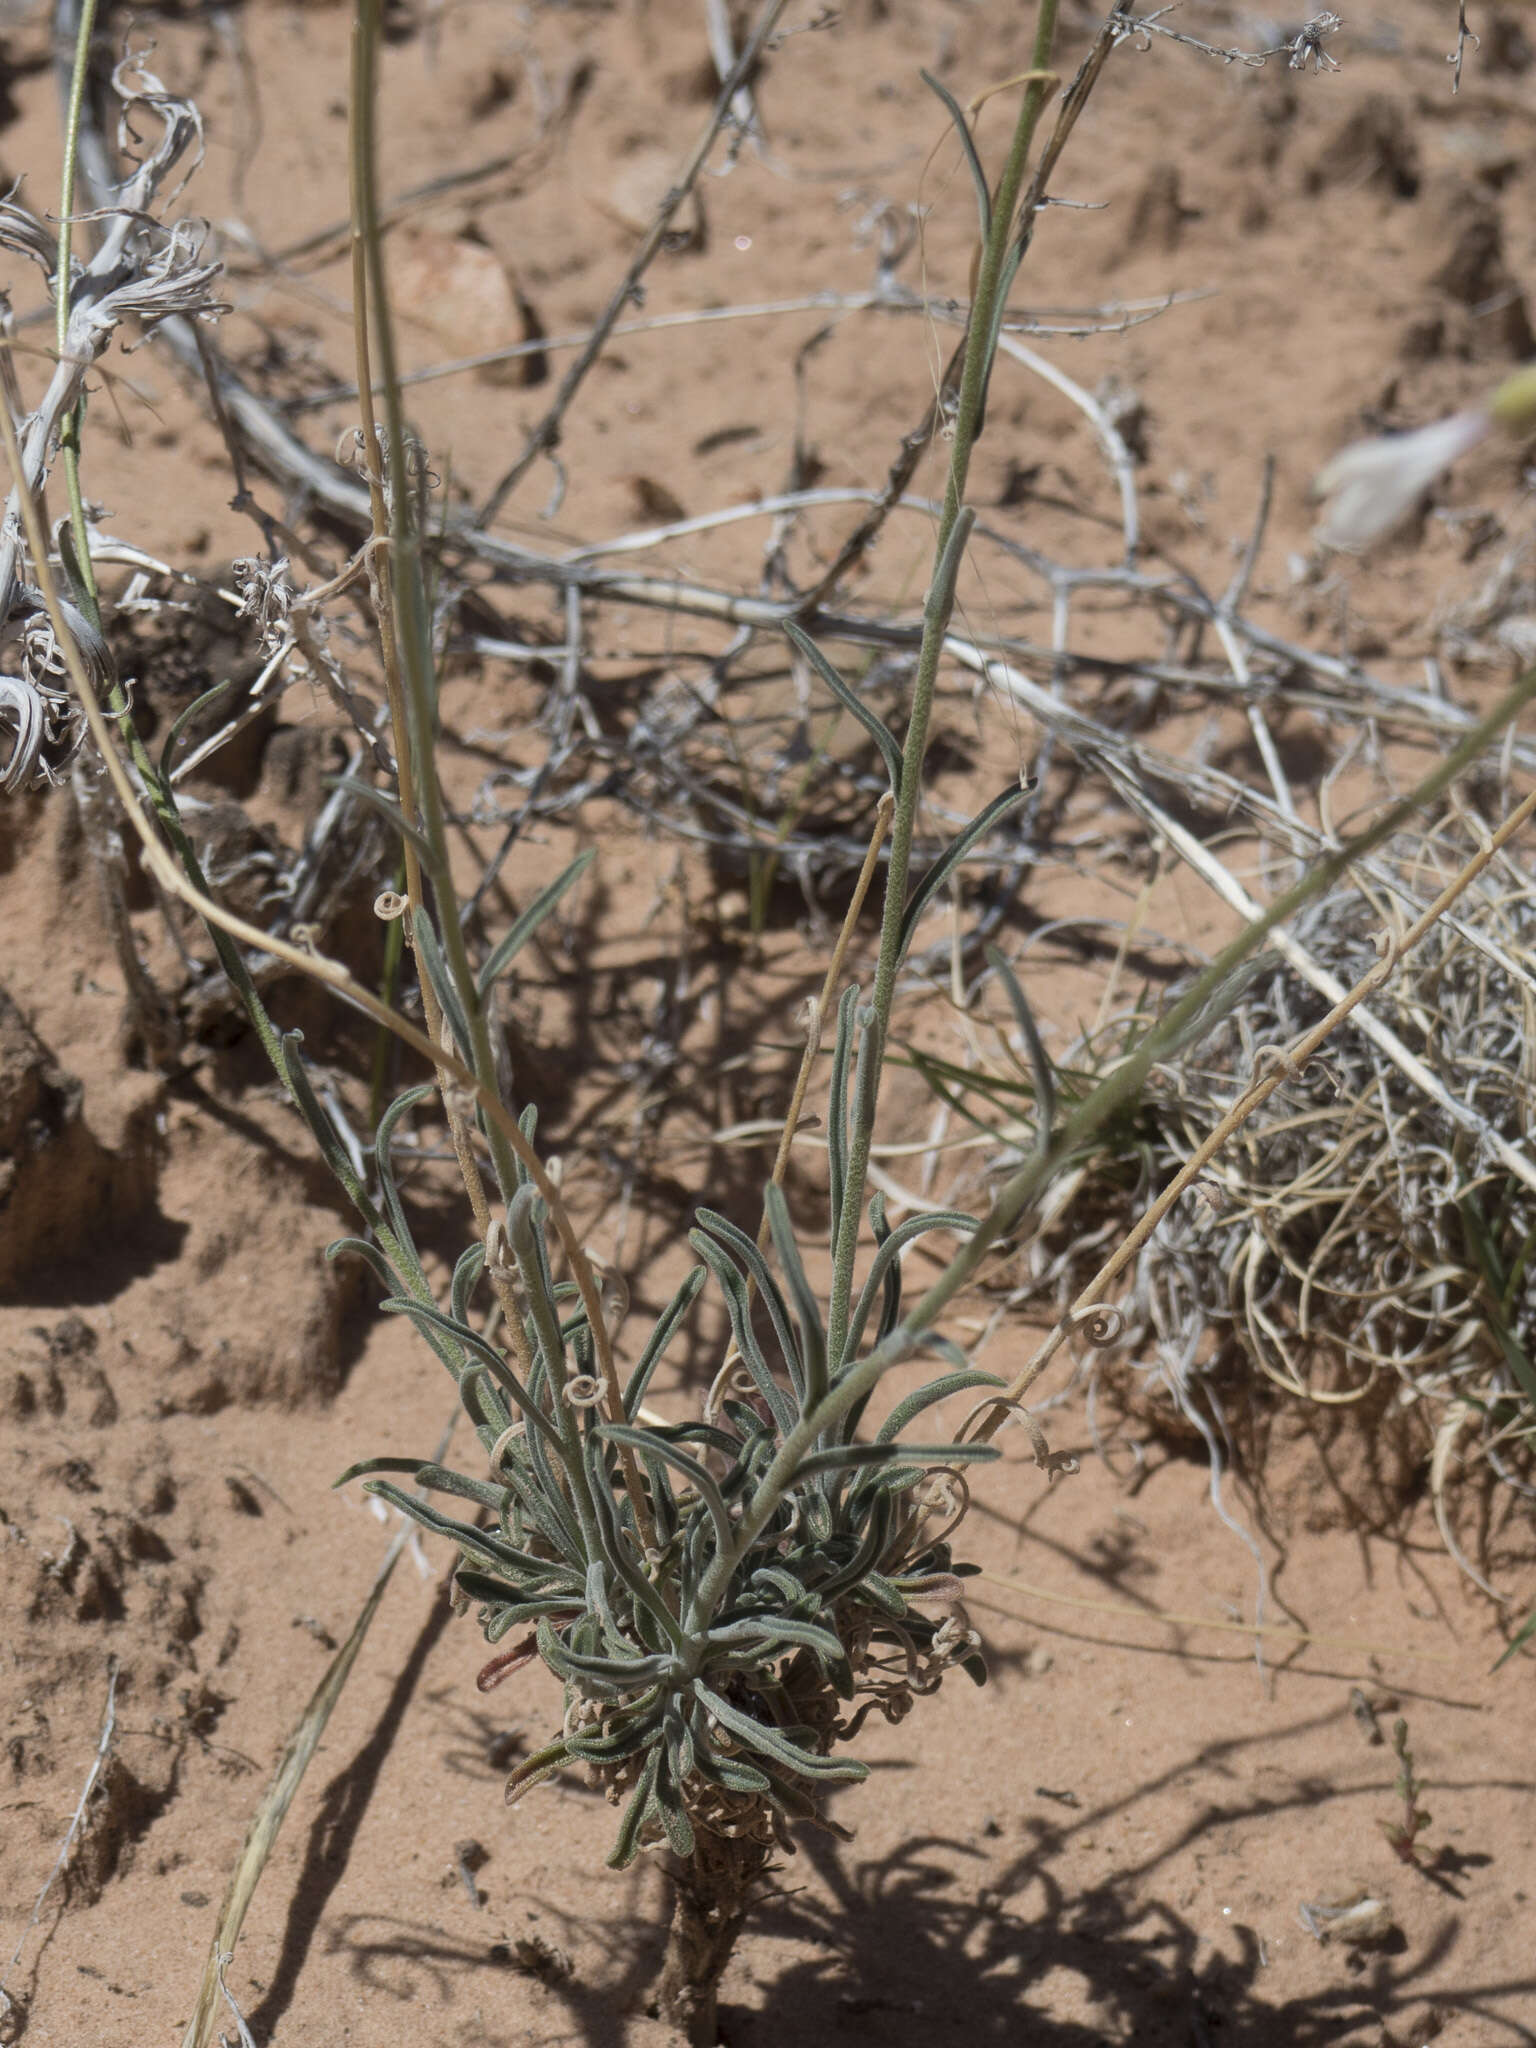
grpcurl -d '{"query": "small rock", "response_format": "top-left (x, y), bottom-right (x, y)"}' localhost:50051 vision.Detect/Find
top-left (1298, 1886), bottom-right (1398, 1948)
top-left (387, 229), bottom-right (546, 388)
top-left (597, 145), bottom-right (705, 250)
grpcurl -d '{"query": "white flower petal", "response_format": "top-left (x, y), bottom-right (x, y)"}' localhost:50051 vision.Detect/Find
top-left (1313, 410), bottom-right (1490, 550)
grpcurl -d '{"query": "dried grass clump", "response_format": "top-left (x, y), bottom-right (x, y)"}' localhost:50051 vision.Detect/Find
top-left (1020, 805), bottom-right (1536, 1541)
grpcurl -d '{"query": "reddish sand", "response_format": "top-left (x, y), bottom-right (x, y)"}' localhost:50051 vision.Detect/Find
top-left (2, 2), bottom-right (1534, 2044)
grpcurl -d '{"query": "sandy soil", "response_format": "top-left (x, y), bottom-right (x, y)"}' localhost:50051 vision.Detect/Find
top-left (3, 1), bottom-right (1536, 2044)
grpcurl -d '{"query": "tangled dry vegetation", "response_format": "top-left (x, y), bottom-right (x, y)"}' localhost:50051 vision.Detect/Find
top-left (997, 802), bottom-right (1536, 1586)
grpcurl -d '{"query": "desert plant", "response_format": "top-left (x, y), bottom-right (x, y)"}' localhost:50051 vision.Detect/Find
top-left (1380, 1716), bottom-right (1434, 1868)
top-left (8, 5), bottom-right (1536, 2045)
top-left (2, 7), bottom-right (1083, 2035)
top-left (320, 12), bottom-right (1057, 2037)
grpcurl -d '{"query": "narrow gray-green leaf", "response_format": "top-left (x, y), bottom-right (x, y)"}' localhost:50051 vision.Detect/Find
top-left (413, 911), bottom-right (474, 1067)
top-left (826, 984), bottom-right (860, 1256)
top-left (692, 1216), bottom-right (804, 1420)
top-left (898, 782), bottom-right (1033, 962)
top-left (783, 622), bottom-right (904, 796)
top-left (986, 943), bottom-right (1055, 1146)
top-left (623, 1264), bottom-right (707, 1417)
top-left (843, 1208), bottom-right (978, 1370)
top-left (379, 1297), bottom-right (561, 1449)
top-left (599, 1425), bottom-right (735, 1558)
top-left (875, 1368), bottom-right (1003, 1441)
top-left (325, 1235), bottom-right (398, 1295)
top-left (764, 1183), bottom-right (829, 1414)
top-left (325, 774), bottom-right (437, 866)
top-left (476, 849), bottom-right (596, 999)
top-left (920, 67), bottom-right (991, 241)
top-left (695, 1684), bottom-right (868, 1782)
top-left (607, 1748), bottom-right (662, 1869)
top-left (789, 1439), bottom-right (998, 1481)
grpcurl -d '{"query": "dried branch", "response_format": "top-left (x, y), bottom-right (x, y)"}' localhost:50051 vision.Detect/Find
top-left (476, 0), bottom-right (793, 525)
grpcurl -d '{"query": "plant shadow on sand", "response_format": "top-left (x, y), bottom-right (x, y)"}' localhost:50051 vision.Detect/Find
top-left (308, 1703), bottom-right (1534, 2048)
top-left (737, 1828), bottom-right (1396, 2048)
top-left (728, 1795), bottom-right (1531, 2048)
top-left (253, 1531), bottom-right (1535, 2048)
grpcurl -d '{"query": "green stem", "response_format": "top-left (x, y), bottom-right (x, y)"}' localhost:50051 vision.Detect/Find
top-left (367, 857), bottom-right (407, 1134)
top-left (353, 0), bottom-right (517, 1201)
top-left (508, 1195), bottom-right (605, 1554)
top-left (57, 0), bottom-right (102, 637)
top-left (823, 1), bottom-right (1060, 1376)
